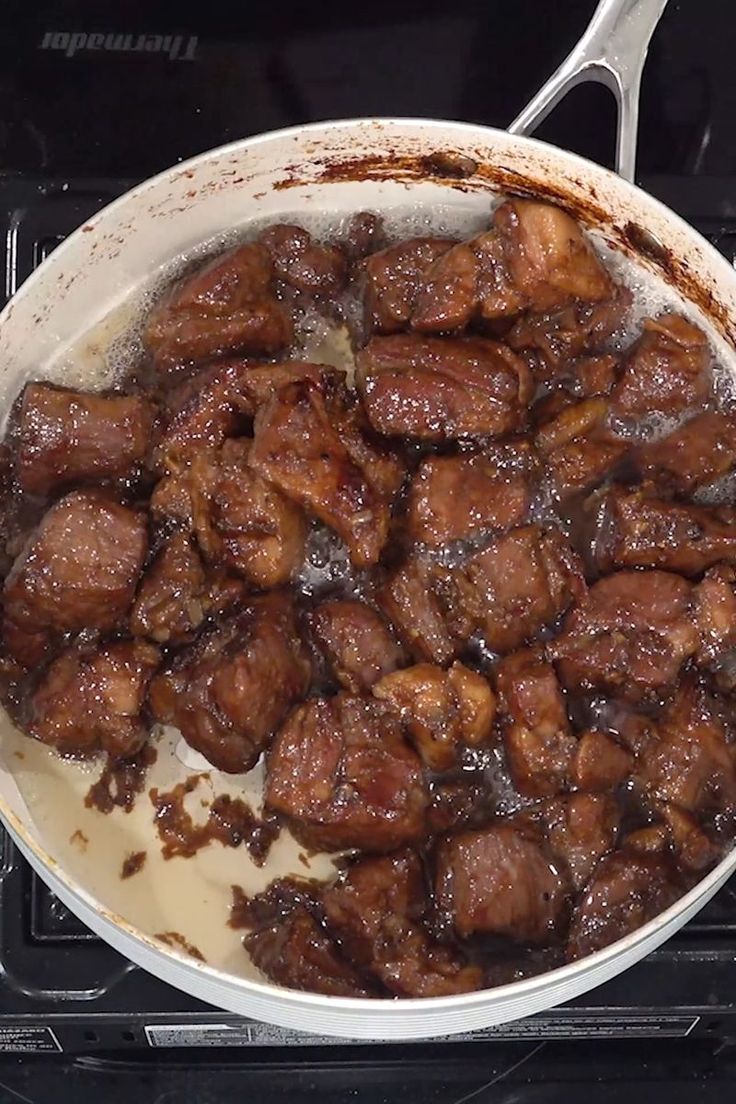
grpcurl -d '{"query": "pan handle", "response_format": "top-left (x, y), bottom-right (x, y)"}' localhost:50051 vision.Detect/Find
top-left (508, 0), bottom-right (669, 183)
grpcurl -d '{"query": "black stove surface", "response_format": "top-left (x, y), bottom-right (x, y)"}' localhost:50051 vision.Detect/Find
top-left (1, 0), bottom-right (736, 1097)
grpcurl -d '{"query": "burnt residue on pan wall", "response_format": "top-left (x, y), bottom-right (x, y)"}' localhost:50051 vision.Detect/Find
top-left (272, 147), bottom-right (736, 349)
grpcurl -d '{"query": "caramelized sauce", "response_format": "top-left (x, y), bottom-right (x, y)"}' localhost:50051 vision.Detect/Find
top-left (85, 744), bottom-right (157, 814)
top-left (150, 775), bottom-right (279, 865)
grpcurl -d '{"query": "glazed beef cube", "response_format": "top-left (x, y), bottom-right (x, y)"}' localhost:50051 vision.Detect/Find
top-left (536, 398), bottom-right (627, 498)
top-left (436, 824), bottom-right (569, 942)
top-left (572, 730), bottom-right (633, 792)
top-left (192, 439), bottom-right (306, 589)
top-left (410, 236), bottom-right (494, 333)
top-left (551, 570), bottom-right (698, 701)
top-left (438, 525), bottom-right (585, 654)
top-left (265, 694), bottom-right (427, 852)
top-left (130, 532), bottom-right (216, 645)
top-left (154, 358), bottom-right (334, 472)
top-left (547, 436), bottom-right (627, 499)
top-left (493, 198), bottom-right (612, 313)
top-left (595, 485), bottom-right (736, 576)
top-left (508, 292), bottom-right (630, 380)
top-left (259, 224), bottom-right (347, 296)
top-left (377, 557), bottom-right (457, 664)
top-left (635, 410), bottom-right (736, 494)
top-left (660, 804), bottom-right (721, 874)
top-left (693, 564), bottom-right (736, 666)
top-left (539, 793), bottom-right (620, 891)
top-left (356, 334), bottom-right (532, 441)
top-left (410, 229), bottom-right (530, 331)
top-left (149, 593), bottom-right (310, 773)
top-left (308, 599), bottom-right (406, 693)
top-left (323, 850), bottom-right (482, 997)
top-left (373, 661), bottom-right (496, 771)
top-left (536, 397), bottom-right (610, 454)
top-left (3, 491), bottom-right (147, 667)
top-left (406, 446), bottom-right (533, 547)
top-left (246, 906), bottom-right (375, 997)
top-left (144, 242), bottom-right (292, 373)
top-left (496, 649), bottom-right (576, 797)
top-left (567, 850), bottom-right (680, 960)
top-left (28, 639), bottom-right (160, 758)
top-left (250, 380), bottom-right (399, 567)
top-left (342, 211), bottom-right (386, 264)
top-left (573, 354), bottom-right (619, 397)
top-left (637, 677), bottom-right (736, 813)
top-left (16, 382), bottom-right (155, 495)
top-left (611, 313), bottom-right (711, 419)
top-left (363, 237), bottom-right (456, 333)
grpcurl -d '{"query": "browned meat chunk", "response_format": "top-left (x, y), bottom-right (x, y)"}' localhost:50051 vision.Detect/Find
top-left (144, 243), bottom-right (292, 373)
top-left (539, 793), bottom-right (620, 891)
top-left (154, 358), bottom-right (334, 472)
top-left (377, 558), bottom-right (457, 664)
top-left (536, 397), bottom-right (610, 454)
top-left (635, 411), bottom-right (736, 494)
top-left (191, 439), bottom-right (306, 588)
top-left (16, 382), bottom-right (155, 495)
top-left (573, 354), bottom-right (619, 397)
top-left (3, 491), bottom-right (147, 667)
top-left (611, 313), bottom-right (711, 419)
top-left (246, 906), bottom-right (374, 997)
top-left (595, 485), bottom-right (736, 576)
top-left (363, 238), bottom-right (455, 333)
top-left (660, 804), bottom-right (721, 874)
top-left (508, 293), bottom-right (629, 380)
top-left (637, 677), bottom-right (736, 813)
top-left (250, 380), bottom-right (400, 567)
top-left (265, 694), bottom-right (427, 852)
top-left (356, 334), bottom-right (532, 441)
top-left (535, 398), bottom-right (627, 498)
top-left (551, 570), bottom-right (698, 701)
top-left (308, 599), bottom-right (406, 693)
top-left (567, 851), bottom-right (680, 960)
top-left (373, 661), bottom-right (496, 771)
top-left (406, 445), bottom-right (533, 547)
top-left (342, 211), bottom-right (386, 264)
top-left (436, 824), bottom-right (569, 941)
top-left (494, 198), bottom-right (612, 313)
top-left (496, 649), bottom-right (576, 797)
top-left (259, 224), bottom-right (346, 296)
top-left (410, 236), bottom-right (496, 332)
top-left (28, 639), bottom-right (160, 758)
top-left (149, 593), bottom-right (310, 773)
top-left (438, 525), bottom-right (585, 654)
top-left (323, 850), bottom-right (482, 997)
top-left (131, 532), bottom-right (208, 644)
top-left (694, 564), bottom-right (736, 665)
top-left (547, 437), bottom-right (627, 499)
top-left (572, 730), bottom-right (633, 792)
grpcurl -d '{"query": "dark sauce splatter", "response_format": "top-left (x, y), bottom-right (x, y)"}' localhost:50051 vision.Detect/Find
top-left (121, 850), bottom-right (146, 879)
top-left (155, 930), bottom-right (205, 961)
top-left (149, 775), bottom-right (280, 865)
top-left (69, 828), bottom-right (88, 850)
top-left (85, 744), bottom-right (157, 814)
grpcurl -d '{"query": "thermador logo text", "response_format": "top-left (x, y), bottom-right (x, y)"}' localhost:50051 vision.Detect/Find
top-left (39, 31), bottom-right (198, 61)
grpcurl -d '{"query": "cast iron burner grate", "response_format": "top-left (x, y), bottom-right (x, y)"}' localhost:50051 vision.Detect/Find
top-left (1, 176), bottom-right (736, 1053)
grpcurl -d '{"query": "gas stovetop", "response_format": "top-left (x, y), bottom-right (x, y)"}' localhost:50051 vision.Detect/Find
top-left (0, 1), bottom-right (736, 1097)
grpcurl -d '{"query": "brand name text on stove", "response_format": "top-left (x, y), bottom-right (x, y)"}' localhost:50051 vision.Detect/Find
top-left (39, 32), bottom-right (198, 61)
